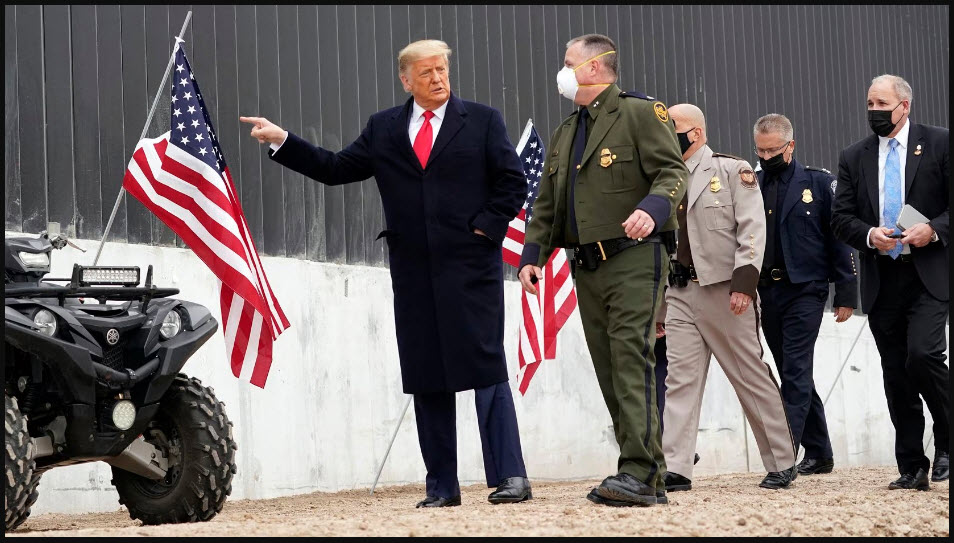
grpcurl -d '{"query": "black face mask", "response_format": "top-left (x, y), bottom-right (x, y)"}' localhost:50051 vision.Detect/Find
top-left (867, 102), bottom-right (904, 137)
top-left (759, 149), bottom-right (789, 176)
top-left (677, 129), bottom-right (694, 155)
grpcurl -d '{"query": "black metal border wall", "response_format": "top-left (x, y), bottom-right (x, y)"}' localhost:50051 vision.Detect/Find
top-left (5, 5), bottom-right (950, 267)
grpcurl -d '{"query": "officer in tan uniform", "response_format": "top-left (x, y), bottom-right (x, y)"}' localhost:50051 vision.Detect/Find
top-left (662, 103), bottom-right (797, 490)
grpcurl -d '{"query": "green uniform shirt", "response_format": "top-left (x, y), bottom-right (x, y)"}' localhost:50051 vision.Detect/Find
top-left (520, 84), bottom-right (690, 269)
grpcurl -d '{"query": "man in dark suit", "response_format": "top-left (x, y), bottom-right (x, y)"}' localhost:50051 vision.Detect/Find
top-left (240, 39), bottom-right (531, 507)
top-left (832, 74), bottom-right (949, 490)
top-left (753, 114), bottom-right (858, 477)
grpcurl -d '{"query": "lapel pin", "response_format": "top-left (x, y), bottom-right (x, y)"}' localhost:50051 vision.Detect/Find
top-left (914, 144), bottom-right (922, 156)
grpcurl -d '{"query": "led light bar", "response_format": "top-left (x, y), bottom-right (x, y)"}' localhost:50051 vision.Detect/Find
top-left (78, 266), bottom-right (141, 287)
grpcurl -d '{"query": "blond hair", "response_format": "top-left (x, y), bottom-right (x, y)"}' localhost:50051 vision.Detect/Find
top-left (398, 39), bottom-right (452, 74)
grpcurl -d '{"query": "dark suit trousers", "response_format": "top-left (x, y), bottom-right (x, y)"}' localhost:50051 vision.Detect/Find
top-left (868, 257), bottom-right (950, 475)
top-left (413, 382), bottom-right (527, 498)
top-left (758, 279), bottom-right (834, 459)
top-left (654, 335), bottom-right (668, 434)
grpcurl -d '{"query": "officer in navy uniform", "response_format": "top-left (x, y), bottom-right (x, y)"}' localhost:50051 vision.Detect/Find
top-left (752, 114), bottom-right (858, 476)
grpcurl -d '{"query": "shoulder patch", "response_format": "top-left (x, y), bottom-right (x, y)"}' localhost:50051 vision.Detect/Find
top-left (619, 90), bottom-right (654, 101)
top-left (830, 178), bottom-right (837, 194)
top-left (712, 152), bottom-right (744, 161)
top-left (739, 168), bottom-right (758, 189)
top-left (652, 101), bottom-right (669, 123)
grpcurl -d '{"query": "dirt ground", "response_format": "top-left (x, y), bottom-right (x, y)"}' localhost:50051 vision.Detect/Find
top-left (10, 466), bottom-right (948, 537)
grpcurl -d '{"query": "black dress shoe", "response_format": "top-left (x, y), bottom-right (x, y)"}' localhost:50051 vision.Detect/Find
top-left (889, 468), bottom-right (930, 490)
top-left (932, 451), bottom-right (949, 482)
top-left (759, 465), bottom-right (797, 489)
top-left (585, 487), bottom-right (668, 506)
top-left (663, 471), bottom-right (692, 492)
top-left (594, 473), bottom-right (657, 507)
top-left (797, 457), bottom-right (834, 475)
top-left (488, 476), bottom-right (532, 504)
top-left (415, 495), bottom-right (462, 508)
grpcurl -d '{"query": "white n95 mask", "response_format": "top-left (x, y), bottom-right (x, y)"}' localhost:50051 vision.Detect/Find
top-left (556, 50), bottom-right (616, 101)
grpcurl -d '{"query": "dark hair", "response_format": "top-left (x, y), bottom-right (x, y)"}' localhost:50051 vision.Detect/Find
top-left (567, 34), bottom-right (618, 76)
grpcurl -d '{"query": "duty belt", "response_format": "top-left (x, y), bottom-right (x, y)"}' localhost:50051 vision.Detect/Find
top-left (573, 235), bottom-right (661, 272)
top-left (668, 260), bottom-right (698, 288)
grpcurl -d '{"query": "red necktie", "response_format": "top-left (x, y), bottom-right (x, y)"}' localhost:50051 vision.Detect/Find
top-left (413, 110), bottom-right (435, 168)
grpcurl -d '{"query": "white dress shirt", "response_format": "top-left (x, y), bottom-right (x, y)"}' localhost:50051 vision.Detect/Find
top-left (866, 118), bottom-right (911, 252)
top-left (270, 99), bottom-right (449, 154)
top-left (408, 99), bottom-right (447, 146)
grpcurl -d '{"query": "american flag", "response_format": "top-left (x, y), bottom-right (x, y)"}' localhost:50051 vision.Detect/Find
top-left (505, 120), bottom-right (578, 395)
top-left (123, 42), bottom-right (290, 388)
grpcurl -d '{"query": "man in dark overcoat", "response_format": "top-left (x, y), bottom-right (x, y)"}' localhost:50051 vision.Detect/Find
top-left (240, 39), bottom-right (530, 507)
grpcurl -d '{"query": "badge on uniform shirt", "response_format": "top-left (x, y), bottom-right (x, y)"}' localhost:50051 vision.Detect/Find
top-left (600, 148), bottom-right (613, 168)
top-left (709, 176), bottom-right (722, 192)
top-left (802, 188), bottom-right (813, 203)
top-left (653, 102), bottom-right (669, 123)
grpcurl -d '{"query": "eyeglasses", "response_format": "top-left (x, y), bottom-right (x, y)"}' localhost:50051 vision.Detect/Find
top-left (753, 140), bottom-right (791, 158)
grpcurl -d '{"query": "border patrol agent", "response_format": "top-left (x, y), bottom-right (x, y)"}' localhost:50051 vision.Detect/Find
top-left (753, 114), bottom-right (858, 477)
top-left (662, 104), bottom-right (797, 491)
top-left (518, 34), bottom-right (688, 507)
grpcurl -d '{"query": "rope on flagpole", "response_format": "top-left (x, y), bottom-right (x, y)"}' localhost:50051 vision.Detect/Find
top-left (92, 10), bottom-right (193, 265)
top-left (370, 395), bottom-right (413, 495)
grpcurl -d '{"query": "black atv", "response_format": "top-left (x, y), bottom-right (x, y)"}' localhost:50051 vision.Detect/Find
top-left (4, 231), bottom-right (236, 530)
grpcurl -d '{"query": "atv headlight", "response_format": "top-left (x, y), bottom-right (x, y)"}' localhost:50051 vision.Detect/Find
top-left (33, 309), bottom-right (58, 336)
top-left (19, 251), bottom-right (50, 268)
top-left (111, 400), bottom-right (137, 430)
top-left (160, 310), bottom-right (181, 340)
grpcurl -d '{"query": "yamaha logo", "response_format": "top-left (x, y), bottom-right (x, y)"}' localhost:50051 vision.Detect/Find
top-left (106, 329), bottom-right (120, 345)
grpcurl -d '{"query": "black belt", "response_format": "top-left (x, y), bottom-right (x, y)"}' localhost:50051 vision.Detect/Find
top-left (758, 267), bottom-right (789, 286)
top-left (573, 235), bottom-right (661, 271)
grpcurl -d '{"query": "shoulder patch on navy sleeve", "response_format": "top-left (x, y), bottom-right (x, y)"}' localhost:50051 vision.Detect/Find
top-left (830, 178), bottom-right (837, 194)
top-left (619, 90), bottom-right (655, 101)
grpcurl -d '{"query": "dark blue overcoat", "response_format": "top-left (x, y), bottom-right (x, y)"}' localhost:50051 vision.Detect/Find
top-left (270, 93), bottom-right (526, 393)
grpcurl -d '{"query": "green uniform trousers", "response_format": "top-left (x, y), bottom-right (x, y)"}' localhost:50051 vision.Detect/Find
top-left (575, 241), bottom-right (669, 489)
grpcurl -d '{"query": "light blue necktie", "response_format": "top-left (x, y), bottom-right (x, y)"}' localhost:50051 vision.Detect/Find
top-left (882, 138), bottom-right (903, 259)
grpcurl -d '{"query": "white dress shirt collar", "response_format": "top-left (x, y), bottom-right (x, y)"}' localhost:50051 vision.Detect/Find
top-left (411, 99), bottom-right (449, 125)
top-left (878, 117), bottom-right (910, 152)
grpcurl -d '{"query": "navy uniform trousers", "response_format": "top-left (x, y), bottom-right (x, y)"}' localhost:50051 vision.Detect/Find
top-left (758, 279), bottom-right (834, 459)
top-left (414, 382), bottom-right (527, 498)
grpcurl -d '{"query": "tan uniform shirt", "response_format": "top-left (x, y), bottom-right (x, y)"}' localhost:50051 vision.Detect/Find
top-left (679, 145), bottom-right (765, 297)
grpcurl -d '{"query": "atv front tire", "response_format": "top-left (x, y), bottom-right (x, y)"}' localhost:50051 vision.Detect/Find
top-left (5, 395), bottom-right (41, 531)
top-left (111, 375), bottom-right (236, 525)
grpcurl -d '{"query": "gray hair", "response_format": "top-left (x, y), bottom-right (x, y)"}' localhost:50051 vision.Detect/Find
top-left (566, 34), bottom-right (618, 76)
top-left (398, 39), bottom-right (452, 75)
top-left (753, 113), bottom-right (794, 142)
top-left (870, 74), bottom-right (913, 105)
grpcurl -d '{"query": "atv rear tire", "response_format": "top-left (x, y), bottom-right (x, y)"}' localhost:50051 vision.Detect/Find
top-left (5, 395), bottom-right (41, 531)
top-left (111, 375), bottom-right (237, 525)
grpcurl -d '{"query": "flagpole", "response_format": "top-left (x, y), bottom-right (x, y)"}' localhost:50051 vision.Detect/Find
top-left (92, 10), bottom-right (193, 266)
top-left (369, 395), bottom-right (413, 495)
